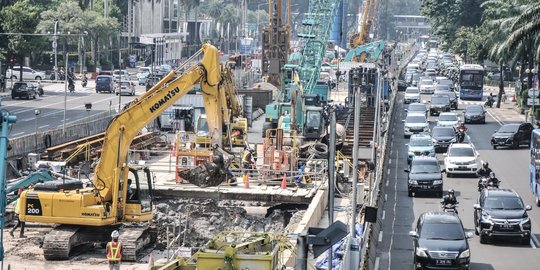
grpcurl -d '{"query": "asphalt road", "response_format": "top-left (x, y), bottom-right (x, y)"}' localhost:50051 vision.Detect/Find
top-left (1, 81), bottom-right (142, 138)
top-left (376, 92), bottom-right (540, 270)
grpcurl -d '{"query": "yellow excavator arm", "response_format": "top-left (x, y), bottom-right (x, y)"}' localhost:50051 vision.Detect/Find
top-left (96, 44), bottom-right (223, 202)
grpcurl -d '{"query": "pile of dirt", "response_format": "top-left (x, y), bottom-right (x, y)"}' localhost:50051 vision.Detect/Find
top-left (152, 199), bottom-right (291, 249)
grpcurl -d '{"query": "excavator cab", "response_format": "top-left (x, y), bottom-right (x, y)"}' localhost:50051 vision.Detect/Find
top-left (123, 167), bottom-right (154, 222)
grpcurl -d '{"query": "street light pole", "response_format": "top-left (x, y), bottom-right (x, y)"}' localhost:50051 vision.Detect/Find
top-left (53, 19), bottom-right (60, 81)
top-left (34, 109), bottom-right (40, 150)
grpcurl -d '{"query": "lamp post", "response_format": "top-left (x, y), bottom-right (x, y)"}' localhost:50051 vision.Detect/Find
top-left (34, 109), bottom-right (40, 149)
top-left (85, 103), bottom-right (92, 136)
top-left (525, 68), bottom-right (538, 124)
top-left (53, 19), bottom-right (60, 81)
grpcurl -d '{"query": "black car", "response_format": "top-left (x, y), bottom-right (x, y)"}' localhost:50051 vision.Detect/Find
top-left (95, 75), bottom-right (115, 93)
top-left (410, 212), bottom-right (472, 270)
top-left (405, 156), bottom-right (445, 197)
top-left (398, 80), bottom-right (409, 91)
top-left (429, 94), bottom-right (451, 116)
top-left (11, 82), bottom-right (37, 100)
top-left (431, 126), bottom-right (457, 153)
top-left (490, 122), bottom-right (533, 149)
top-left (473, 189), bottom-right (532, 244)
top-left (463, 104), bottom-right (486, 124)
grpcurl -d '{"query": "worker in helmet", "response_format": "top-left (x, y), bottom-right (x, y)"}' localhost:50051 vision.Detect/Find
top-left (106, 230), bottom-right (122, 270)
top-left (241, 147), bottom-right (255, 185)
top-left (9, 189), bottom-right (25, 238)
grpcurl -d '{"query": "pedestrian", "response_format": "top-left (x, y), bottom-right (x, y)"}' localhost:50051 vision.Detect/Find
top-left (9, 194), bottom-right (26, 238)
top-left (106, 230), bottom-right (122, 270)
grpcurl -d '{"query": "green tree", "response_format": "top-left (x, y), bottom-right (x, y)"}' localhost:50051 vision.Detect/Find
top-left (0, 0), bottom-right (45, 80)
top-left (37, 0), bottom-right (120, 66)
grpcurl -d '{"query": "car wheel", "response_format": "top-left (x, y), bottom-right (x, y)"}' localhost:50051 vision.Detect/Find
top-left (512, 140), bottom-right (519, 149)
top-left (33, 94), bottom-right (36, 99)
top-left (11, 95), bottom-right (15, 99)
top-left (408, 190), bottom-right (413, 197)
top-left (10, 76), bottom-right (16, 80)
top-left (35, 76), bottom-right (42, 80)
top-left (116, 92), bottom-right (119, 96)
top-left (479, 234), bottom-right (488, 244)
top-left (521, 236), bottom-right (531, 245)
top-left (446, 172), bottom-right (452, 178)
top-left (475, 223), bottom-right (480, 235)
top-left (536, 190), bottom-right (540, 207)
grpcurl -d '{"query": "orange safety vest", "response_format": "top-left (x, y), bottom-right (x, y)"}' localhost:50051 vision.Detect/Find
top-left (106, 241), bottom-right (122, 262)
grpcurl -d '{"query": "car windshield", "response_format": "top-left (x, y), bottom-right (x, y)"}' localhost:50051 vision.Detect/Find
top-left (120, 82), bottom-right (131, 87)
top-left (421, 222), bottom-right (465, 240)
top-left (406, 88), bottom-right (419, 94)
top-left (406, 115), bottom-right (426, 123)
top-left (432, 128), bottom-right (455, 137)
top-left (432, 96), bottom-right (450, 104)
top-left (466, 106), bottom-right (483, 113)
top-left (411, 163), bottom-right (440, 174)
top-left (13, 83), bottom-right (28, 90)
top-left (96, 77), bottom-right (111, 83)
top-left (409, 104), bottom-right (426, 111)
top-left (421, 79), bottom-right (432, 85)
top-left (410, 138), bottom-right (433, 146)
top-left (438, 79), bottom-right (453, 85)
top-left (484, 196), bottom-right (524, 210)
top-left (498, 124), bottom-right (519, 133)
top-left (448, 147), bottom-right (474, 157)
top-left (439, 114), bottom-right (458, 121)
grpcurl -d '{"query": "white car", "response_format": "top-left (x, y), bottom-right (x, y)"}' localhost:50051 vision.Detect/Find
top-left (405, 103), bottom-right (429, 118)
top-left (402, 113), bottom-right (430, 138)
top-left (6, 66), bottom-right (45, 80)
top-left (437, 112), bottom-right (461, 128)
top-left (418, 79), bottom-right (435, 94)
top-left (113, 70), bottom-right (129, 82)
top-left (404, 87), bottom-right (421, 104)
top-left (444, 143), bottom-right (479, 177)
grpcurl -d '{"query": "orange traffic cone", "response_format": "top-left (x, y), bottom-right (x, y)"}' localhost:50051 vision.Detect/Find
top-left (281, 174), bottom-right (287, 189)
top-left (512, 93), bottom-right (516, 102)
top-left (243, 173), bottom-right (250, 189)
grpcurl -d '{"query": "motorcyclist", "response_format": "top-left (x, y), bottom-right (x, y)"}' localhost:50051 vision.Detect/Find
top-left (441, 189), bottom-right (458, 207)
top-left (487, 171), bottom-right (500, 188)
top-left (476, 161), bottom-right (493, 178)
top-left (457, 123), bottom-right (467, 132)
top-left (456, 123), bottom-right (467, 142)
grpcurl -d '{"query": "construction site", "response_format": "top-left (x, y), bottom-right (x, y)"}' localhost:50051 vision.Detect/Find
top-left (0, 0), bottom-right (417, 269)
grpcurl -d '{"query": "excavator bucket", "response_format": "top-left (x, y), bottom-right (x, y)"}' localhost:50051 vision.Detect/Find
top-left (178, 149), bottom-right (232, 187)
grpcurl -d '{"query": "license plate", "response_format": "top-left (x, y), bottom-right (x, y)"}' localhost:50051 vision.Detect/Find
top-left (458, 166), bottom-right (467, 169)
top-left (501, 224), bottom-right (513, 229)
top-left (499, 142), bottom-right (505, 145)
top-left (436, 259), bottom-right (452, 265)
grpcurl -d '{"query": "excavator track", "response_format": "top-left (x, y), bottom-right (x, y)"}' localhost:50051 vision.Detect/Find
top-left (119, 226), bottom-right (157, 261)
top-left (43, 225), bottom-right (80, 260)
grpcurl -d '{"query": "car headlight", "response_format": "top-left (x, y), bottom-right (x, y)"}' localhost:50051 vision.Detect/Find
top-left (409, 180), bottom-right (418, 185)
top-left (521, 217), bottom-right (531, 229)
top-left (481, 213), bottom-right (493, 223)
top-left (458, 249), bottom-right (470, 258)
top-left (433, 180), bottom-right (443, 185)
top-left (415, 248), bottom-right (428, 258)
top-left (432, 138), bottom-right (438, 143)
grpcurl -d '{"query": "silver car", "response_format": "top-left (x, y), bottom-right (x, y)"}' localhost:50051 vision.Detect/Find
top-left (116, 81), bottom-right (136, 96)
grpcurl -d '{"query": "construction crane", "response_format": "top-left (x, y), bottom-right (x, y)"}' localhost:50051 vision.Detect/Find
top-left (263, 0), bottom-right (340, 139)
top-left (346, 0), bottom-right (382, 62)
top-left (17, 44), bottom-right (241, 261)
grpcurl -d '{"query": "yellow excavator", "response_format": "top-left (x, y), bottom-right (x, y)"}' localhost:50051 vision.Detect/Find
top-left (18, 44), bottom-right (237, 261)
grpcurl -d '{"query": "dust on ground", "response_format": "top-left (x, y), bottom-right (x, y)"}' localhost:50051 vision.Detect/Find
top-left (3, 198), bottom-right (303, 270)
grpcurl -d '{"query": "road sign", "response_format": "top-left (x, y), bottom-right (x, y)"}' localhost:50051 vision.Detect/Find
top-left (527, 98), bottom-right (539, 106)
top-left (528, 88), bottom-right (539, 98)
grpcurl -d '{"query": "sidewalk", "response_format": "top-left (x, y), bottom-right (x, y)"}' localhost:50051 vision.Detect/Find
top-left (483, 86), bottom-right (526, 124)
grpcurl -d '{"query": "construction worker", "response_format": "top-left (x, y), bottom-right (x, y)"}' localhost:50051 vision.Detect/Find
top-left (242, 147), bottom-right (254, 185)
top-left (106, 230), bottom-right (122, 270)
top-left (9, 192), bottom-right (25, 238)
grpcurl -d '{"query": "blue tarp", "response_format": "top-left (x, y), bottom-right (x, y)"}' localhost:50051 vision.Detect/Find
top-left (315, 223), bottom-right (364, 270)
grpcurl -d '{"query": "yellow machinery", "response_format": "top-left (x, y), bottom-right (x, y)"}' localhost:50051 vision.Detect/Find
top-left (154, 232), bottom-right (287, 270)
top-left (348, 0), bottom-right (377, 62)
top-left (18, 44), bottom-right (239, 261)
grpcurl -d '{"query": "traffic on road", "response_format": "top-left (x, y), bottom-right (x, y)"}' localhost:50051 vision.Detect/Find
top-left (376, 48), bottom-right (540, 270)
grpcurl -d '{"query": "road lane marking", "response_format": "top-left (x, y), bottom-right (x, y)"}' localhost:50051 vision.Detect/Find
top-left (12, 132), bottom-right (24, 136)
top-left (388, 149), bottom-right (399, 269)
top-left (382, 210), bottom-right (386, 220)
top-left (374, 257), bottom-right (380, 270)
top-left (531, 234), bottom-right (540, 249)
top-left (39, 125), bottom-right (49, 129)
top-left (378, 231), bottom-right (383, 242)
top-left (486, 109), bottom-right (503, 126)
top-left (389, 159), bottom-right (392, 164)
top-left (385, 194), bottom-right (387, 201)
top-left (387, 169), bottom-right (390, 175)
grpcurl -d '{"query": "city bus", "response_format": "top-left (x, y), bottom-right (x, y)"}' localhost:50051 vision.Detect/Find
top-left (458, 64), bottom-right (484, 100)
top-left (530, 129), bottom-right (540, 206)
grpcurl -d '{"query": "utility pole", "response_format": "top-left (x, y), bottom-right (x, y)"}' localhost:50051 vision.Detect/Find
top-left (0, 111), bottom-right (17, 269)
top-left (53, 19), bottom-right (60, 81)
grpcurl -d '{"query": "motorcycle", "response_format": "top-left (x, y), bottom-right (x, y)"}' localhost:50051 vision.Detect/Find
top-left (484, 96), bottom-right (494, 108)
top-left (68, 78), bottom-right (75, 93)
top-left (478, 177), bottom-right (500, 192)
top-left (456, 130), bottom-right (465, 143)
top-left (441, 202), bottom-right (459, 214)
top-left (81, 77), bottom-right (88, 88)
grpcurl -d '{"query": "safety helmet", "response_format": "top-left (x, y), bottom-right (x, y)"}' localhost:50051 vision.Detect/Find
top-left (111, 230), bottom-right (120, 239)
top-left (482, 161), bottom-right (489, 169)
top-left (448, 189), bottom-right (455, 195)
top-left (489, 172), bottom-right (496, 178)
